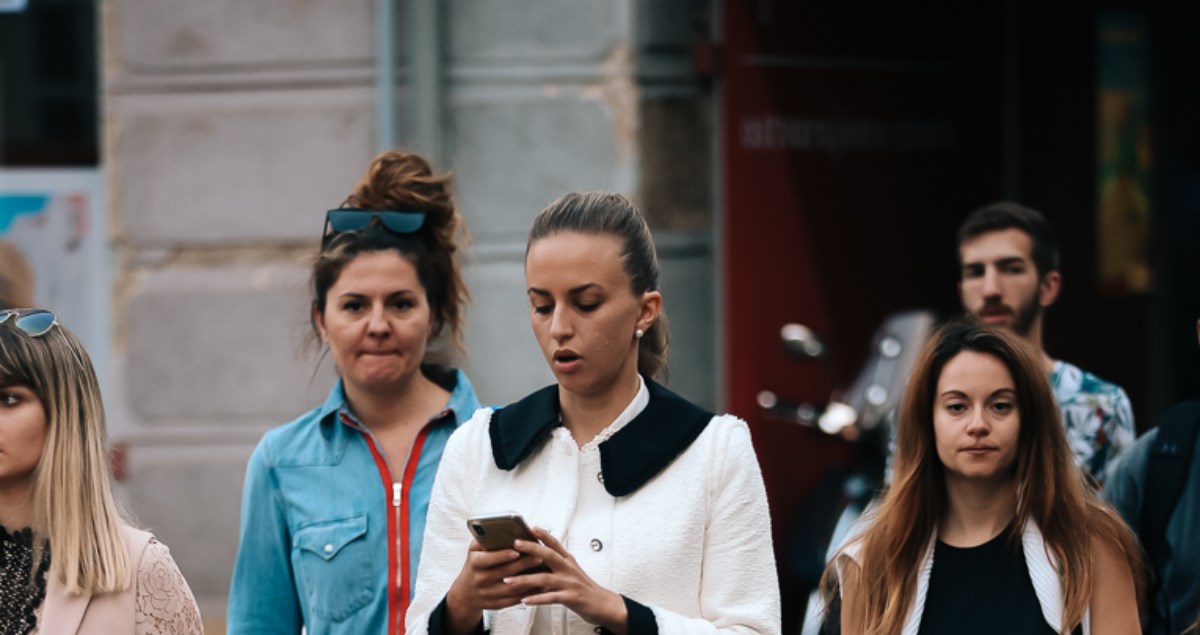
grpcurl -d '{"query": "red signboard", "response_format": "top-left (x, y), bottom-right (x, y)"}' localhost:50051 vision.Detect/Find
top-left (719, 3), bottom-right (1004, 628)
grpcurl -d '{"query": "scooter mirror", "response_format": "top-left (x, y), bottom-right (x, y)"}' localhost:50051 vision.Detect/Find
top-left (781, 323), bottom-right (825, 359)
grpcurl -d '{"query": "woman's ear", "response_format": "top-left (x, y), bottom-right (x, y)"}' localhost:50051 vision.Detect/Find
top-left (637, 290), bottom-right (663, 332)
top-left (313, 303), bottom-right (328, 342)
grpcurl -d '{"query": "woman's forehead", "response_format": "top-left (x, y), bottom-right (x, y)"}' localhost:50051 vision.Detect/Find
top-left (526, 233), bottom-right (627, 284)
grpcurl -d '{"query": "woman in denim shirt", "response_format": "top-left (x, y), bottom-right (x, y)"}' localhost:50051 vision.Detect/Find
top-left (229, 151), bottom-right (480, 634)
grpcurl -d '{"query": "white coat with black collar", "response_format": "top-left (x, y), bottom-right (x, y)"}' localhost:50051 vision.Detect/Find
top-left (407, 377), bottom-right (781, 635)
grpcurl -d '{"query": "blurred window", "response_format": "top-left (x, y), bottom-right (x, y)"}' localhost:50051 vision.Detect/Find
top-left (0, 0), bottom-right (98, 166)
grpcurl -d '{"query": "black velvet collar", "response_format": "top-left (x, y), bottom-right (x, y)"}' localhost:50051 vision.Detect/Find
top-left (489, 379), bottom-right (713, 497)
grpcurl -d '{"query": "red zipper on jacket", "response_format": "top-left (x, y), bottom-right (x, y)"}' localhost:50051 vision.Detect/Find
top-left (398, 427), bottom-right (431, 627)
top-left (342, 411), bottom-right (437, 635)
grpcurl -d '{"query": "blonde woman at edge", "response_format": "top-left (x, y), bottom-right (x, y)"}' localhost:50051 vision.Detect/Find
top-left (824, 320), bottom-right (1140, 635)
top-left (0, 308), bottom-right (202, 634)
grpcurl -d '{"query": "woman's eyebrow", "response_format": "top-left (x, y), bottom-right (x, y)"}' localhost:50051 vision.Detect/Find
top-left (527, 283), bottom-right (602, 296)
top-left (567, 283), bottom-right (601, 295)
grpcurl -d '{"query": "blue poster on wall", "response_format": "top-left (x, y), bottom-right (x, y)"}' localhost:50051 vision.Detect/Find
top-left (0, 169), bottom-right (110, 382)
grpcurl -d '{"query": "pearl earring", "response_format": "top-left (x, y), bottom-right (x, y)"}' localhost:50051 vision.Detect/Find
top-left (635, 328), bottom-right (644, 339)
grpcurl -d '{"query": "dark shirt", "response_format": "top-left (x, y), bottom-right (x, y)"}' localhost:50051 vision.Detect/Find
top-left (918, 525), bottom-right (1062, 635)
top-left (0, 525), bottom-right (49, 635)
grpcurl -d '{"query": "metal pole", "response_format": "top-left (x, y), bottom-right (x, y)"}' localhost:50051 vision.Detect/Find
top-left (375, 0), bottom-right (397, 152)
top-left (407, 0), bottom-right (443, 162)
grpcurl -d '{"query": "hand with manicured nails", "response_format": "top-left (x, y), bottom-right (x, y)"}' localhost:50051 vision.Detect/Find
top-left (444, 540), bottom-right (546, 634)
top-left (505, 527), bottom-right (629, 635)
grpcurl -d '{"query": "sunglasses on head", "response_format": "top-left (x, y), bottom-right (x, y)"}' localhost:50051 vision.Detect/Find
top-left (0, 309), bottom-right (58, 338)
top-left (322, 209), bottom-right (426, 249)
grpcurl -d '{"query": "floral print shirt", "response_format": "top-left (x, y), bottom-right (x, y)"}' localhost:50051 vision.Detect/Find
top-left (1050, 360), bottom-right (1136, 486)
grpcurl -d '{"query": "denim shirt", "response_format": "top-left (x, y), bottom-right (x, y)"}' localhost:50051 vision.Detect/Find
top-left (228, 368), bottom-right (480, 635)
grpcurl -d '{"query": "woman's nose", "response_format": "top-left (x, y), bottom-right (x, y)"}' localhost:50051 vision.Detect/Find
top-left (549, 307), bottom-right (572, 340)
top-left (966, 408), bottom-right (990, 436)
top-left (366, 307), bottom-right (390, 335)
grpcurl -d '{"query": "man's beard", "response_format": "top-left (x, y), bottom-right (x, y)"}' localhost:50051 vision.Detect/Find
top-left (1010, 291), bottom-right (1042, 336)
top-left (975, 287), bottom-right (1042, 337)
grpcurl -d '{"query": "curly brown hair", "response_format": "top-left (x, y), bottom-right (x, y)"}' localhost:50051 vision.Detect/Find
top-left (311, 151), bottom-right (469, 362)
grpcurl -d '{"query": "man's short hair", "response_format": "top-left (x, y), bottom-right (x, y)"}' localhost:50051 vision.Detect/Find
top-left (957, 201), bottom-right (1060, 277)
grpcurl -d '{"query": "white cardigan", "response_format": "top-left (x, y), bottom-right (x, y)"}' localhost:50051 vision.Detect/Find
top-left (839, 520), bottom-right (1090, 635)
top-left (406, 378), bottom-right (781, 635)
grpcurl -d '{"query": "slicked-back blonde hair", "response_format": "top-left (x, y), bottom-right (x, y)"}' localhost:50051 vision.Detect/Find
top-left (527, 192), bottom-right (669, 380)
top-left (0, 316), bottom-right (131, 594)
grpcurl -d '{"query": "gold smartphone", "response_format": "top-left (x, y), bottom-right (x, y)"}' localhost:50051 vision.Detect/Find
top-left (466, 513), bottom-right (550, 573)
top-left (466, 512), bottom-right (538, 551)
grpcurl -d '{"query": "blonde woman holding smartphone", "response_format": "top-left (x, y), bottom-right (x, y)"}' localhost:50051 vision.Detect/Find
top-left (408, 192), bottom-right (780, 635)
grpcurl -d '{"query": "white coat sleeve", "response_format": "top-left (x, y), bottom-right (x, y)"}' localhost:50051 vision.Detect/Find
top-left (406, 408), bottom-right (492, 634)
top-left (648, 416), bottom-right (782, 635)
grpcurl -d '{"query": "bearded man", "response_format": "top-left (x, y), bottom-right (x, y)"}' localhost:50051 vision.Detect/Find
top-left (957, 202), bottom-right (1135, 485)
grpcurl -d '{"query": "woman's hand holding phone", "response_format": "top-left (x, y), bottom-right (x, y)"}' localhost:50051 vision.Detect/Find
top-left (446, 515), bottom-right (628, 635)
top-left (443, 515), bottom-right (549, 634)
top-left (505, 527), bottom-right (629, 634)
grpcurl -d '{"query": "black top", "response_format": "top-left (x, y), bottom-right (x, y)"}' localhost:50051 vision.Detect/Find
top-left (918, 525), bottom-right (1064, 635)
top-left (0, 525), bottom-right (50, 635)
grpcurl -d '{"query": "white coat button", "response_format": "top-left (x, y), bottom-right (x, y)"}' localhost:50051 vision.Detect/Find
top-left (323, 543), bottom-right (334, 554)
top-left (590, 538), bottom-right (603, 551)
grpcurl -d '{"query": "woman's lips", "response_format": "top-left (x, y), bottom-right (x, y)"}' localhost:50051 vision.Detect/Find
top-left (553, 350), bottom-right (581, 373)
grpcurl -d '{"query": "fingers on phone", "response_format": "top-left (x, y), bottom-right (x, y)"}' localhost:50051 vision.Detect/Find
top-left (471, 548), bottom-right (521, 571)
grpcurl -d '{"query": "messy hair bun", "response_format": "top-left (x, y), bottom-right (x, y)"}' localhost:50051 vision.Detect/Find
top-left (312, 150), bottom-right (470, 362)
top-left (342, 151), bottom-right (458, 235)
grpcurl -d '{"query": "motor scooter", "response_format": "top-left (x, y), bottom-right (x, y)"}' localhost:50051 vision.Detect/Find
top-left (757, 310), bottom-right (936, 634)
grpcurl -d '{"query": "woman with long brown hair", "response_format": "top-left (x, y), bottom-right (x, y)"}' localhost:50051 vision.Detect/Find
top-left (826, 320), bottom-right (1141, 635)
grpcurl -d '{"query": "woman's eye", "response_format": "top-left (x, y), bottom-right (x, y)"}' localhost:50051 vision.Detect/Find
top-left (393, 299), bottom-right (415, 310)
top-left (532, 304), bottom-right (553, 315)
top-left (946, 402), bottom-right (967, 414)
top-left (1, 392), bottom-right (20, 407)
top-left (992, 402), bottom-right (1014, 414)
top-left (341, 301), bottom-right (364, 312)
top-left (576, 302), bottom-right (599, 313)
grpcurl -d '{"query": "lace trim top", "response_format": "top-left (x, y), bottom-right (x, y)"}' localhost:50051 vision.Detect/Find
top-left (0, 525), bottom-right (50, 635)
top-left (130, 539), bottom-right (204, 634)
top-left (22, 535), bottom-right (202, 634)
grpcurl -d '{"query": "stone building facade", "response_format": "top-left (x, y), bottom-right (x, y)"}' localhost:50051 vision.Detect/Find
top-left (100, 0), bottom-right (717, 617)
